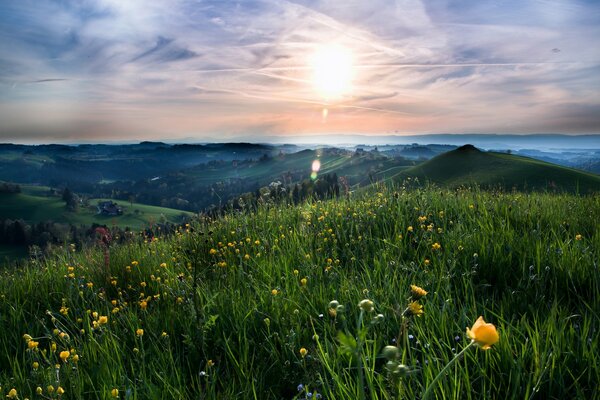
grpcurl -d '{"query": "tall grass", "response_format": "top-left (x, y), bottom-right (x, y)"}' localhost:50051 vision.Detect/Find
top-left (0, 184), bottom-right (598, 399)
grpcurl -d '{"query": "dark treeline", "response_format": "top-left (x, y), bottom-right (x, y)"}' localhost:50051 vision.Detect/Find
top-left (0, 218), bottom-right (181, 257)
top-left (0, 182), bottom-right (21, 194)
top-left (207, 172), bottom-right (342, 216)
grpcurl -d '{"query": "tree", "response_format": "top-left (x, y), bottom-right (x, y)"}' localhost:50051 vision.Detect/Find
top-left (62, 188), bottom-right (78, 211)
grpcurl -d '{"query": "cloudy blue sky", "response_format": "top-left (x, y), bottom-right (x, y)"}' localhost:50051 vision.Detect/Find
top-left (0, 0), bottom-right (599, 143)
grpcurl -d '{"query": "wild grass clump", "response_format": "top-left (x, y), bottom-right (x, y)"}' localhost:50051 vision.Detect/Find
top-left (0, 184), bottom-right (598, 399)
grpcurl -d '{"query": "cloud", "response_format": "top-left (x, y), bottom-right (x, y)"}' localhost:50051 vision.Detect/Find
top-left (0, 0), bottom-right (599, 142)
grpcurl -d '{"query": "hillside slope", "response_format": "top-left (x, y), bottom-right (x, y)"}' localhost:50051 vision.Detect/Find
top-left (0, 186), bottom-right (598, 398)
top-left (396, 145), bottom-right (600, 193)
top-left (0, 187), bottom-right (193, 229)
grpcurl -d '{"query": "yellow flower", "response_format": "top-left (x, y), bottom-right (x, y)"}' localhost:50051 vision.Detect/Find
top-left (209, 248), bottom-right (217, 255)
top-left (56, 386), bottom-right (65, 395)
top-left (27, 340), bottom-right (39, 350)
top-left (136, 329), bottom-right (144, 337)
top-left (139, 301), bottom-right (148, 310)
top-left (36, 387), bottom-right (43, 395)
top-left (23, 334), bottom-right (32, 342)
top-left (358, 299), bottom-right (374, 312)
top-left (299, 347), bottom-right (308, 358)
top-left (98, 316), bottom-right (108, 325)
top-left (405, 301), bottom-right (424, 317)
top-left (7, 388), bottom-right (17, 398)
top-left (466, 316), bottom-right (499, 350)
top-left (407, 226), bottom-right (413, 232)
top-left (32, 361), bottom-right (39, 370)
top-left (300, 278), bottom-right (308, 286)
top-left (47, 385), bottom-right (54, 393)
top-left (72, 354), bottom-right (79, 363)
top-left (111, 388), bottom-right (119, 398)
top-left (207, 359), bottom-right (215, 367)
top-left (59, 350), bottom-right (70, 362)
top-left (271, 289), bottom-right (279, 296)
top-left (410, 285), bottom-right (428, 300)
top-left (431, 242), bottom-right (441, 250)
top-left (575, 234), bottom-right (582, 241)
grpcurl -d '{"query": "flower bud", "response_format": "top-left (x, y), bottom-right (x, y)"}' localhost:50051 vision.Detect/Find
top-left (358, 299), bottom-right (374, 312)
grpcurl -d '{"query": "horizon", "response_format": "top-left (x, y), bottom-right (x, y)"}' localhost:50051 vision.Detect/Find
top-left (1, 133), bottom-right (600, 152)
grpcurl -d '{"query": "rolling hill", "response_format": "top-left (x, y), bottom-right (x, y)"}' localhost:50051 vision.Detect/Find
top-left (0, 186), bottom-right (194, 230)
top-left (395, 145), bottom-right (600, 193)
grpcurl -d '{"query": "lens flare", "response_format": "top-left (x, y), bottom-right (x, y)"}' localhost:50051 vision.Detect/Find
top-left (312, 160), bottom-right (321, 172)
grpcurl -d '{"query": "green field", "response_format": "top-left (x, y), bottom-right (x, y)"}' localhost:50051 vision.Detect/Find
top-left (396, 145), bottom-right (600, 194)
top-left (0, 184), bottom-right (597, 399)
top-left (187, 149), bottom-right (413, 187)
top-left (0, 188), bottom-right (194, 230)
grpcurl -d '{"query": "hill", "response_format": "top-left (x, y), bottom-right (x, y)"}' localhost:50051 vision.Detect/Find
top-left (0, 186), bottom-right (597, 398)
top-left (0, 186), bottom-right (193, 230)
top-left (396, 144), bottom-right (600, 193)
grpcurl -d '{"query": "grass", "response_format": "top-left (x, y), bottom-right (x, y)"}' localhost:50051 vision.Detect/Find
top-left (0, 189), bottom-right (194, 230)
top-left (0, 184), bottom-right (598, 399)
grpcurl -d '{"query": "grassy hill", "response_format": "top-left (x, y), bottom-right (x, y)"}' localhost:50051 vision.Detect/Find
top-left (184, 148), bottom-right (412, 186)
top-left (0, 185), bottom-right (597, 399)
top-left (396, 145), bottom-right (600, 193)
top-left (0, 186), bottom-right (194, 230)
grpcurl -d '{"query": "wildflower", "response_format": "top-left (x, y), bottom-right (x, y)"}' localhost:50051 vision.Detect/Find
top-left (271, 289), bottom-right (279, 296)
top-left (405, 301), bottom-right (424, 317)
top-left (140, 282), bottom-right (146, 288)
top-left (410, 285), bottom-right (428, 300)
top-left (32, 361), bottom-right (39, 370)
top-left (27, 340), bottom-right (39, 350)
top-left (299, 348), bottom-right (308, 357)
top-left (72, 354), bottom-right (79, 363)
top-left (23, 334), bottom-right (32, 342)
top-left (176, 297), bottom-right (184, 304)
top-left (161, 332), bottom-right (168, 338)
top-left (47, 385), bottom-right (54, 393)
top-left (7, 389), bottom-right (17, 398)
top-left (36, 387), bottom-right (43, 395)
top-left (57, 386), bottom-right (65, 395)
top-left (407, 226), bottom-right (413, 232)
top-left (59, 350), bottom-right (70, 362)
top-left (136, 329), bottom-right (144, 337)
top-left (575, 234), bottom-right (582, 241)
top-left (139, 301), bottom-right (148, 310)
top-left (98, 316), bottom-right (108, 325)
top-left (466, 316), bottom-right (499, 350)
top-left (300, 278), bottom-right (308, 286)
top-left (111, 388), bottom-right (119, 398)
top-left (358, 299), bottom-right (374, 312)
top-left (160, 262), bottom-right (167, 268)
top-left (207, 359), bottom-right (215, 367)
top-left (431, 242), bottom-right (441, 250)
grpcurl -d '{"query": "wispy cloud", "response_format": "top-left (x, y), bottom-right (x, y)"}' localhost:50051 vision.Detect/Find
top-left (0, 0), bottom-right (599, 142)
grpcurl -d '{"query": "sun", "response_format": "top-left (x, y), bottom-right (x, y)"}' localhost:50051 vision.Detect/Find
top-left (310, 44), bottom-right (354, 100)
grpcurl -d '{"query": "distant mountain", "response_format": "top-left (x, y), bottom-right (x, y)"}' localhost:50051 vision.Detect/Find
top-left (396, 145), bottom-right (600, 193)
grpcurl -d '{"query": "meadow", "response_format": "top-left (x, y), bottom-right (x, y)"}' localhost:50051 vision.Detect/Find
top-left (0, 184), bottom-right (598, 399)
top-left (0, 186), bottom-right (194, 230)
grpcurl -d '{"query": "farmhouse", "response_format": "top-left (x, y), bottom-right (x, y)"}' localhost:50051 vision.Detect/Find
top-left (97, 201), bottom-right (123, 216)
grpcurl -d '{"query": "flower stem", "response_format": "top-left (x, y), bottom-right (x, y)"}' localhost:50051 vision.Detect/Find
top-left (422, 341), bottom-right (475, 400)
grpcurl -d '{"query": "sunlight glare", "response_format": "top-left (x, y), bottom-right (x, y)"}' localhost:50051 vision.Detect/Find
top-left (310, 44), bottom-right (354, 100)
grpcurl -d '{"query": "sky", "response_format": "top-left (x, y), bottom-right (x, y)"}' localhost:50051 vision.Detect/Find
top-left (0, 0), bottom-right (599, 143)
